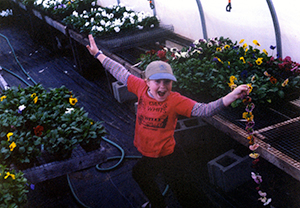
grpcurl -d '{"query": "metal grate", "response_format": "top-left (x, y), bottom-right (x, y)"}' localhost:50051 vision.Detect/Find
top-left (219, 106), bottom-right (288, 130)
top-left (260, 120), bottom-right (300, 162)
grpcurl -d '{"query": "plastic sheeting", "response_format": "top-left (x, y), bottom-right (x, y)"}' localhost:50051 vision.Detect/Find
top-left (97, 0), bottom-right (299, 62)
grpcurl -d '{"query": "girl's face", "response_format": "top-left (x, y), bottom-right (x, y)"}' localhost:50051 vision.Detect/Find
top-left (146, 79), bottom-right (173, 102)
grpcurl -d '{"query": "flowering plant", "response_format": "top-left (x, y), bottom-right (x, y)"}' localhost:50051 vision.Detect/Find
top-left (0, 164), bottom-right (29, 207)
top-left (62, 4), bottom-right (159, 37)
top-left (233, 82), bottom-right (272, 206)
top-left (0, 0), bottom-right (13, 18)
top-left (138, 37), bottom-right (300, 106)
top-left (23, 0), bottom-right (96, 19)
top-left (0, 84), bottom-right (106, 167)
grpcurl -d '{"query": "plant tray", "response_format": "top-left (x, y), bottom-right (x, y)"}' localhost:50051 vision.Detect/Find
top-left (20, 144), bottom-right (106, 184)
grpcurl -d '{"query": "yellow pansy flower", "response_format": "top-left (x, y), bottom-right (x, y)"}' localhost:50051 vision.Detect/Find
top-left (4, 172), bottom-right (15, 180)
top-left (256, 58), bottom-right (263, 65)
top-left (224, 45), bottom-right (230, 49)
top-left (249, 152), bottom-right (260, 159)
top-left (242, 112), bottom-right (254, 121)
top-left (7, 132), bottom-right (13, 141)
top-left (253, 40), bottom-right (260, 46)
top-left (240, 57), bottom-right (246, 64)
top-left (247, 84), bottom-right (253, 93)
top-left (229, 76), bottom-right (237, 83)
top-left (216, 47), bottom-right (222, 52)
top-left (282, 78), bottom-right (289, 87)
top-left (69, 96), bottom-right (78, 106)
top-left (242, 43), bottom-right (248, 49)
top-left (9, 142), bottom-right (16, 151)
top-left (0, 95), bottom-right (6, 101)
top-left (33, 96), bottom-right (38, 104)
top-left (239, 39), bottom-right (245, 44)
top-left (263, 49), bottom-right (268, 55)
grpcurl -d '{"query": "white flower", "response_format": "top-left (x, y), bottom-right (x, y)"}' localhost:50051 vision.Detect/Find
top-left (35, 0), bottom-right (43, 5)
top-left (123, 12), bottom-right (129, 18)
top-left (207, 42), bottom-right (213, 48)
top-left (170, 47), bottom-right (178, 53)
top-left (108, 13), bottom-right (114, 19)
top-left (97, 26), bottom-right (104, 32)
top-left (180, 52), bottom-right (189, 58)
top-left (174, 52), bottom-right (181, 58)
top-left (18, 105), bottom-right (26, 111)
top-left (72, 11), bottom-right (78, 17)
top-left (65, 108), bottom-right (74, 114)
top-left (85, 22), bottom-right (90, 27)
top-left (0, 9), bottom-right (13, 17)
top-left (100, 20), bottom-right (106, 26)
top-left (114, 27), bottom-right (120, 33)
top-left (193, 39), bottom-right (199, 45)
top-left (137, 25), bottom-right (143, 30)
top-left (258, 190), bottom-right (267, 197)
top-left (105, 21), bottom-right (111, 27)
top-left (129, 17), bottom-right (135, 24)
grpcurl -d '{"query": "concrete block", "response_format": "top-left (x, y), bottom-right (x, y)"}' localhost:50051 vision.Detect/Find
top-left (207, 149), bottom-right (252, 192)
top-left (112, 81), bottom-right (137, 103)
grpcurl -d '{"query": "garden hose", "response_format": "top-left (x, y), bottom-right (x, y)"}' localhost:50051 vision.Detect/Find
top-left (67, 136), bottom-right (169, 208)
top-left (0, 33), bottom-right (169, 208)
top-left (0, 33), bottom-right (37, 86)
top-left (0, 66), bottom-right (32, 87)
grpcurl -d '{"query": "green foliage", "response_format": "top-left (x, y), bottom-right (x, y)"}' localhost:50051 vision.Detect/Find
top-left (0, 164), bottom-right (28, 208)
top-left (138, 37), bottom-right (300, 106)
top-left (0, 84), bottom-right (106, 166)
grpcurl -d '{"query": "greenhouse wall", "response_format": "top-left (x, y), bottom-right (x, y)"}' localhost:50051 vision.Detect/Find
top-left (98, 0), bottom-right (299, 63)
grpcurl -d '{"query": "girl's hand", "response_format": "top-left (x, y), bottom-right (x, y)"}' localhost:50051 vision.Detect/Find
top-left (223, 84), bottom-right (250, 106)
top-left (86, 34), bottom-right (99, 57)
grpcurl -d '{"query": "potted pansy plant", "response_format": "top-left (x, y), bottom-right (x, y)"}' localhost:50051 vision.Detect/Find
top-left (0, 164), bottom-right (29, 208)
top-left (137, 37), bottom-right (300, 107)
top-left (0, 84), bottom-right (106, 168)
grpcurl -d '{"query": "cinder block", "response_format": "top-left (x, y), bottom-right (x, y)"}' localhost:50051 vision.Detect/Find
top-left (207, 149), bottom-right (252, 192)
top-left (175, 117), bottom-right (206, 132)
top-left (112, 81), bottom-right (137, 103)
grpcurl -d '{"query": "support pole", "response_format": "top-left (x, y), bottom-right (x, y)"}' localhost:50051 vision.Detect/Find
top-left (195, 0), bottom-right (208, 40)
top-left (266, 0), bottom-right (282, 58)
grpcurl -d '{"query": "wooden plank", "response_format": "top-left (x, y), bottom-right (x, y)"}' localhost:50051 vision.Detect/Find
top-left (32, 9), bottom-right (43, 20)
top-left (68, 29), bottom-right (89, 46)
top-left (44, 16), bottom-right (67, 35)
top-left (204, 114), bottom-right (300, 182)
top-left (23, 147), bottom-right (106, 184)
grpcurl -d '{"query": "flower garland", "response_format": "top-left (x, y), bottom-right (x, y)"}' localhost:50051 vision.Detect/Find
top-left (228, 76), bottom-right (272, 206)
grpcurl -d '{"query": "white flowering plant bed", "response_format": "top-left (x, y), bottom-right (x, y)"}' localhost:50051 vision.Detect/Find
top-left (62, 4), bottom-right (159, 37)
top-left (21, 0), bottom-right (159, 37)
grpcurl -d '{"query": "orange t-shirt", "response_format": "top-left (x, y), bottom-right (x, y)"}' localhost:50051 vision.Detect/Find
top-left (127, 75), bottom-right (196, 158)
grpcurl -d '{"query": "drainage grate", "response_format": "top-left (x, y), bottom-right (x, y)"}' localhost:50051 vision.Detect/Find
top-left (260, 120), bottom-right (300, 162)
top-left (219, 106), bottom-right (288, 130)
